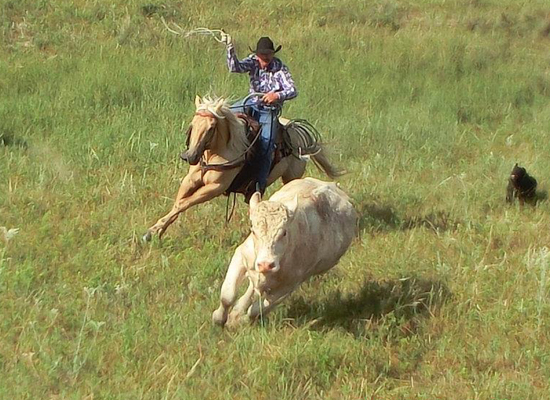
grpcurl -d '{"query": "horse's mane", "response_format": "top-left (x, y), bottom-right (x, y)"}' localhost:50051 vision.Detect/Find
top-left (198, 96), bottom-right (249, 154)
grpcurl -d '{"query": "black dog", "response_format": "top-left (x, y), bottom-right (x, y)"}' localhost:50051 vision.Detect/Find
top-left (506, 163), bottom-right (537, 205)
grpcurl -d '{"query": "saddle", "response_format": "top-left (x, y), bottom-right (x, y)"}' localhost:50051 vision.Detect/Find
top-left (225, 113), bottom-right (291, 201)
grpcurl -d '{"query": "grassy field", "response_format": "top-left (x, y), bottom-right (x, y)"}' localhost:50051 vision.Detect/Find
top-left (2, 0), bottom-right (550, 398)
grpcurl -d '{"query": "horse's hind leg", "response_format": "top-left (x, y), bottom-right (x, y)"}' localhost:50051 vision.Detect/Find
top-left (281, 158), bottom-right (306, 184)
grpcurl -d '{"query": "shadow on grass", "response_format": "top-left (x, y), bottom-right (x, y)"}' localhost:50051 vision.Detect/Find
top-left (0, 129), bottom-right (28, 149)
top-left (504, 189), bottom-right (548, 207)
top-left (402, 211), bottom-right (459, 232)
top-left (535, 190), bottom-right (548, 204)
top-left (357, 202), bottom-right (401, 231)
top-left (285, 277), bottom-right (451, 338)
top-left (357, 201), bottom-right (459, 233)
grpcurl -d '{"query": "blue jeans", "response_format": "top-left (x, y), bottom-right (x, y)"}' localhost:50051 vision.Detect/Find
top-left (231, 99), bottom-right (280, 193)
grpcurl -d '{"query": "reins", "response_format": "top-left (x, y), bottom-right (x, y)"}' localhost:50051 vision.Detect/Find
top-left (197, 93), bottom-right (280, 173)
top-left (224, 192), bottom-right (238, 223)
top-left (200, 131), bottom-right (261, 171)
top-left (191, 110), bottom-right (262, 174)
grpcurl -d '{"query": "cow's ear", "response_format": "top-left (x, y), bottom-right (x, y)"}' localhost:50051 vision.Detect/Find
top-left (288, 195), bottom-right (299, 215)
top-left (195, 95), bottom-right (202, 109)
top-left (250, 192), bottom-right (262, 211)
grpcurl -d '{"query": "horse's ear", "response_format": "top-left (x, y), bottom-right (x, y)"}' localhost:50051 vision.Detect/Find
top-left (195, 95), bottom-right (202, 109)
top-left (249, 192), bottom-right (261, 211)
top-left (214, 98), bottom-right (224, 115)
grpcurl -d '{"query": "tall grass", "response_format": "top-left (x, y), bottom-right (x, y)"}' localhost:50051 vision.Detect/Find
top-left (1, 0), bottom-right (550, 398)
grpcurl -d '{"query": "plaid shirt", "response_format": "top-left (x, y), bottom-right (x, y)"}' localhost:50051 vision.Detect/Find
top-left (226, 45), bottom-right (298, 103)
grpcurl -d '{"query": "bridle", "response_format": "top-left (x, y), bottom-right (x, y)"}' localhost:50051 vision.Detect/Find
top-left (185, 111), bottom-right (216, 153)
top-left (195, 111), bottom-right (217, 119)
top-left (184, 93), bottom-right (270, 173)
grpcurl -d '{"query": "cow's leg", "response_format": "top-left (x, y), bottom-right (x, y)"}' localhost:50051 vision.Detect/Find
top-left (212, 249), bottom-right (247, 327)
top-left (227, 281), bottom-right (256, 326)
top-left (247, 285), bottom-right (297, 321)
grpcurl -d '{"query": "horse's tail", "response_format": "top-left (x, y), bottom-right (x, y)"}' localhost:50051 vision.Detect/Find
top-left (284, 119), bottom-right (346, 179)
top-left (311, 146), bottom-right (346, 179)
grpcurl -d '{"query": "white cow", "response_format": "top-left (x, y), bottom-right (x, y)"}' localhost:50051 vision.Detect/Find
top-left (212, 177), bottom-right (357, 327)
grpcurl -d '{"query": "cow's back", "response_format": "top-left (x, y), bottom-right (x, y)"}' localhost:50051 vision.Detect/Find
top-left (273, 178), bottom-right (357, 279)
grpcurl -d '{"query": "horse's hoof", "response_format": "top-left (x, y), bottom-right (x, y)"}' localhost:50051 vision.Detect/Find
top-left (142, 231), bottom-right (153, 243)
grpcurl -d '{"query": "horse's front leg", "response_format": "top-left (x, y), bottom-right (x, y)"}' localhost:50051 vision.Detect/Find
top-left (157, 181), bottom-right (227, 238)
top-left (143, 169), bottom-right (203, 241)
top-left (145, 170), bottom-right (233, 241)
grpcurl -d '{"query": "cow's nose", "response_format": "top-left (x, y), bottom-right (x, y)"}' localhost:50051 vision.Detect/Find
top-left (257, 261), bottom-right (276, 273)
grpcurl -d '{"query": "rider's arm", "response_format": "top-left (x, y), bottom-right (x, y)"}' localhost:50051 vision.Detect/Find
top-left (227, 45), bottom-right (255, 73)
top-left (275, 65), bottom-right (298, 101)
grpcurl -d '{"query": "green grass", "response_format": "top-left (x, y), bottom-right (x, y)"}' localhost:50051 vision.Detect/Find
top-left (2, 0), bottom-right (550, 398)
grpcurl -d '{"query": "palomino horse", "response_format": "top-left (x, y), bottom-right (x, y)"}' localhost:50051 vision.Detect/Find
top-left (143, 95), bottom-right (343, 241)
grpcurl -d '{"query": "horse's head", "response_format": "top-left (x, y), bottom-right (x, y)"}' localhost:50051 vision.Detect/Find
top-left (181, 96), bottom-right (227, 165)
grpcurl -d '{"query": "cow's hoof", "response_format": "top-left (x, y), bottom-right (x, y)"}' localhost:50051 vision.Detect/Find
top-left (226, 311), bottom-right (249, 329)
top-left (142, 231), bottom-right (153, 243)
top-left (212, 309), bottom-right (227, 328)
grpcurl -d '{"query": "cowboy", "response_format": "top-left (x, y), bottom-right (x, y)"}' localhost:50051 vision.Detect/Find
top-left (220, 33), bottom-right (298, 195)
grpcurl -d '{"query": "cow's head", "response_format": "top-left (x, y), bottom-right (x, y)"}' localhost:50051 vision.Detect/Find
top-left (249, 192), bottom-right (298, 274)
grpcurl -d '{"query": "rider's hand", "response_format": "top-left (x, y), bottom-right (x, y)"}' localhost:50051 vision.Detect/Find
top-left (262, 92), bottom-right (279, 104)
top-left (220, 31), bottom-right (232, 47)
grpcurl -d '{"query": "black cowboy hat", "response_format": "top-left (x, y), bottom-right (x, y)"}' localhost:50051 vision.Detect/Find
top-left (249, 37), bottom-right (281, 55)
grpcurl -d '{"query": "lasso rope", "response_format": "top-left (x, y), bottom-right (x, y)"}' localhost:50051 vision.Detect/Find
top-left (284, 119), bottom-right (323, 161)
top-left (160, 17), bottom-right (225, 43)
top-left (185, 27), bottom-right (225, 43)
